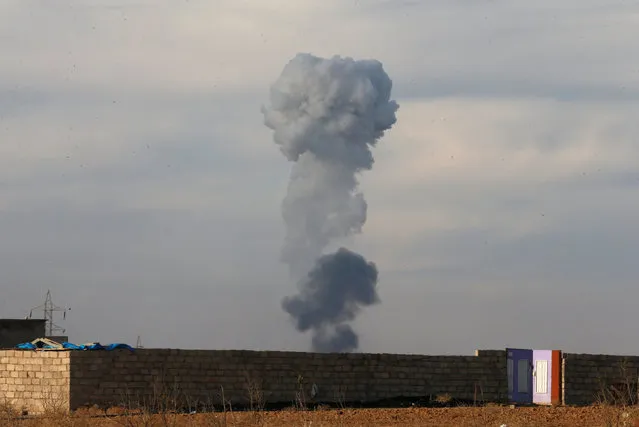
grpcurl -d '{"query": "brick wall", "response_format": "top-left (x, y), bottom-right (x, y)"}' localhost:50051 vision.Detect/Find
top-left (67, 349), bottom-right (507, 411)
top-left (8, 348), bottom-right (639, 411)
top-left (0, 350), bottom-right (70, 415)
top-left (0, 349), bottom-right (506, 413)
top-left (563, 353), bottom-right (639, 405)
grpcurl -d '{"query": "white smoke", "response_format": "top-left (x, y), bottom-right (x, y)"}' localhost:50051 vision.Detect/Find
top-left (262, 53), bottom-right (399, 351)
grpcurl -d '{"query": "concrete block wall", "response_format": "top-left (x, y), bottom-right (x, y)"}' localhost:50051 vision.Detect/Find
top-left (68, 349), bottom-right (507, 410)
top-left (8, 348), bottom-right (639, 411)
top-left (0, 350), bottom-right (70, 415)
top-left (563, 353), bottom-right (639, 405)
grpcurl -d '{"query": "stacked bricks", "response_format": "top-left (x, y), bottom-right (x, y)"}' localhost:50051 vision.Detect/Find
top-left (1, 348), bottom-right (507, 413)
top-left (0, 350), bottom-right (70, 415)
top-left (68, 349), bottom-right (507, 411)
top-left (562, 353), bottom-right (639, 405)
top-left (8, 347), bottom-right (639, 411)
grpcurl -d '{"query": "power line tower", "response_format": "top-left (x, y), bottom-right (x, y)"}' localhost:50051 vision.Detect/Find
top-left (28, 290), bottom-right (71, 336)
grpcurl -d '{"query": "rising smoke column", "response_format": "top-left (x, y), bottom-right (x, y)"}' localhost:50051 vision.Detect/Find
top-left (262, 53), bottom-right (399, 352)
top-left (282, 248), bottom-right (379, 353)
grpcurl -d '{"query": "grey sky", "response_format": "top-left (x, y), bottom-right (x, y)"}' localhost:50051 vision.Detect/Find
top-left (1, 0), bottom-right (638, 355)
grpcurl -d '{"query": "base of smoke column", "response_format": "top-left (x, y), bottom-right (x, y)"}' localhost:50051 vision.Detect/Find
top-left (310, 324), bottom-right (359, 353)
top-left (282, 248), bottom-right (380, 353)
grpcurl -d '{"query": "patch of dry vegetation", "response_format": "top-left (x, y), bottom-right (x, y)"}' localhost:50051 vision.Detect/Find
top-left (4, 368), bottom-right (639, 427)
top-left (593, 359), bottom-right (639, 427)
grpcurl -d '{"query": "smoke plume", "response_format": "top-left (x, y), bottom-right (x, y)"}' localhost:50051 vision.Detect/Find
top-left (282, 248), bottom-right (379, 352)
top-left (262, 53), bottom-right (398, 352)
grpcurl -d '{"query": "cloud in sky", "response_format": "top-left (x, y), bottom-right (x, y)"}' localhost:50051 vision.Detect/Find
top-left (1, 0), bottom-right (638, 355)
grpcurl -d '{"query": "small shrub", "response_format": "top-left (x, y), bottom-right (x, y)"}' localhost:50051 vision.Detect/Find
top-left (435, 393), bottom-right (453, 405)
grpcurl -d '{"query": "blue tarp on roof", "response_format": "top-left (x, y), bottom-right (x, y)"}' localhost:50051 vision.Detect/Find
top-left (15, 341), bottom-right (134, 352)
top-left (65, 342), bottom-right (134, 352)
top-left (15, 342), bottom-right (39, 350)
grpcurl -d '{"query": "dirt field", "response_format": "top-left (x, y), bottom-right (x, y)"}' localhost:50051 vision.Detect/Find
top-left (4, 406), bottom-right (639, 427)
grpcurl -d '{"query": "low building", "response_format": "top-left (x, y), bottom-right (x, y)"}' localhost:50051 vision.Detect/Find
top-left (0, 319), bottom-right (46, 349)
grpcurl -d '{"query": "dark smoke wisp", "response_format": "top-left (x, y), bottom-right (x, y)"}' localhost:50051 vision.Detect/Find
top-left (262, 53), bottom-right (398, 352)
top-left (312, 324), bottom-right (359, 354)
top-left (282, 248), bottom-right (379, 352)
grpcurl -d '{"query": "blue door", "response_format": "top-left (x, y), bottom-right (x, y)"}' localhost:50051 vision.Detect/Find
top-left (507, 348), bottom-right (533, 404)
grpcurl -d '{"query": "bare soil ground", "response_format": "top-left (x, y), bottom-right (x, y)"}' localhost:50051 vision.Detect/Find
top-left (4, 406), bottom-right (639, 427)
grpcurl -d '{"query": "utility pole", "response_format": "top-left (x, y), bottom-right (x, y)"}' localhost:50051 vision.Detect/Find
top-left (28, 290), bottom-right (70, 337)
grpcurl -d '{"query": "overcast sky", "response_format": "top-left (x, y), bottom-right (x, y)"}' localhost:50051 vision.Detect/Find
top-left (1, 0), bottom-right (639, 355)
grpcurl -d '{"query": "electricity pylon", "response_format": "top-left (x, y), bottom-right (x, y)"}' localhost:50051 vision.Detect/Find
top-left (28, 290), bottom-right (70, 336)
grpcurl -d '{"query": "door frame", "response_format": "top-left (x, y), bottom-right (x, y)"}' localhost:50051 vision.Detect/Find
top-left (532, 349), bottom-right (552, 405)
top-left (507, 348), bottom-right (533, 404)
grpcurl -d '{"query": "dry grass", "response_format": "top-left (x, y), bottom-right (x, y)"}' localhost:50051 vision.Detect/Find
top-left (434, 393), bottom-right (453, 405)
top-left (591, 358), bottom-right (639, 427)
